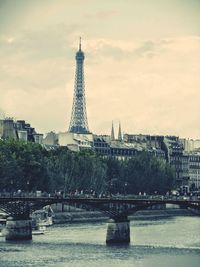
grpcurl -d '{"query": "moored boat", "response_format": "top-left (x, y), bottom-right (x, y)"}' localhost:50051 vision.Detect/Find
top-left (32, 205), bottom-right (54, 227)
top-left (32, 224), bottom-right (46, 235)
top-left (31, 205), bottom-right (54, 235)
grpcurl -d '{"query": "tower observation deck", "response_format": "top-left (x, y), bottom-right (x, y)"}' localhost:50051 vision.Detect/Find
top-left (68, 38), bottom-right (90, 134)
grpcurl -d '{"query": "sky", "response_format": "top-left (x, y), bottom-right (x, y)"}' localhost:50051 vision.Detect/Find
top-left (0, 0), bottom-right (200, 138)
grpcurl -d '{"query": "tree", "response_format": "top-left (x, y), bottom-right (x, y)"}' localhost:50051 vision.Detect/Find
top-left (0, 140), bottom-right (175, 195)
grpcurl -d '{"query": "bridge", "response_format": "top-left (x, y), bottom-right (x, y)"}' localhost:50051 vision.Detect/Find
top-left (0, 196), bottom-right (199, 243)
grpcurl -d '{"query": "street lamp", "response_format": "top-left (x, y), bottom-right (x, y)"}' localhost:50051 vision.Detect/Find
top-left (10, 180), bottom-right (13, 197)
top-left (124, 182), bottom-right (128, 196)
top-left (27, 180), bottom-right (30, 196)
top-left (110, 182), bottom-right (113, 196)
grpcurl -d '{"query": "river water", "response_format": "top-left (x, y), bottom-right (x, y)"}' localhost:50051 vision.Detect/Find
top-left (0, 216), bottom-right (199, 267)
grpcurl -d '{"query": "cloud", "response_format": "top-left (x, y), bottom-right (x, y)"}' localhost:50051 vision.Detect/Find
top-left (0, 25), bottom-right (199, 138)
top-left (84, 10), bottom-right (119, 20)
top-left (85, 36), bottom-right (200, 138)
top-left (0, 24), bottom-right (81, 95)
top-left (0, 24), bottom-right (78, 59)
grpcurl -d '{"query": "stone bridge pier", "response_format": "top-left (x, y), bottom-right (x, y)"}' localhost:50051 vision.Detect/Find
top-left (5, 216), bottom-right (32, 241)
top-left (106, 216), bottom-right (130, 244)
top-left (3, 201), bottom-right (33, 241)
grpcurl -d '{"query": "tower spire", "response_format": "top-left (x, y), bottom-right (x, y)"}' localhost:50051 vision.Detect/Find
top-left (111, 121), bottom-right (115, 141)
top-left (68, 38), bottom-right (90, 134)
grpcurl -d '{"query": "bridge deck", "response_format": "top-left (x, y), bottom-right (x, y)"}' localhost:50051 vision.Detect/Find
top-left (0, 196), bottom-right (199, 205)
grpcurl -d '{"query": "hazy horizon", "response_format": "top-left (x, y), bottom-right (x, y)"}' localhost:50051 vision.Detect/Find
top-left (0, 0), bottom-right (200, 139)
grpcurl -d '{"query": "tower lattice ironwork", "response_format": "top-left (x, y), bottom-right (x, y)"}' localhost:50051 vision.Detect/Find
top-left (68, 38), bottom-right (90, 134)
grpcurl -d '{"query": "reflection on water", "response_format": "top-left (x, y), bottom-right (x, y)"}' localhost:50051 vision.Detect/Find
top-left (0, 216), bottom-right (200, 267)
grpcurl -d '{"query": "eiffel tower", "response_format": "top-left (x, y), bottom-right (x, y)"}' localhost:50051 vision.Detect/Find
top-left (68, 38), bottom-right (90, 134)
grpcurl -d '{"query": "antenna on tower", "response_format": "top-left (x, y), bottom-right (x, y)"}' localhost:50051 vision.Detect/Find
top-left (79, 37), bottom-right (82, 50)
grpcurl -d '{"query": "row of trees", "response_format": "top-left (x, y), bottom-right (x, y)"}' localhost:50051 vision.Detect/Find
top-left (0, 139), bottom-right (175, 195)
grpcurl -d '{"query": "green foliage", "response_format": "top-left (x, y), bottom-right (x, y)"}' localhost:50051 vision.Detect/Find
top-left (122, 152), bottom-right (174, 194)
top-left (0, 139), bottom-right (48, 192)
top-left (0, 140), bottom-right (175, 194)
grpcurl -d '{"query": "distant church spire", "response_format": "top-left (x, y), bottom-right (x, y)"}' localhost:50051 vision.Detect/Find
top-left (118, 122), bottom-right (122, 142)
top-left (111, 121), bottom-right (115, 141)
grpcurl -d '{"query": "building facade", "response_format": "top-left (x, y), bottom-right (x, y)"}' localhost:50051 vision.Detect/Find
top-left (188, 153), bottom-right (200, 191)
top-left (0, 118), bottom-right (42, 144)
top-left (162, 136), bottom-right (185, 188)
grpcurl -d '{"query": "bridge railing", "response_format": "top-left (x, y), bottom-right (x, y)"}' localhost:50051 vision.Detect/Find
top-left (0, 192), bottom-right (199, 202)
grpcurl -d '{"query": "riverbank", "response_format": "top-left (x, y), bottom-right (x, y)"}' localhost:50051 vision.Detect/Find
top-left (52, 204), bottom-right (196, 224)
